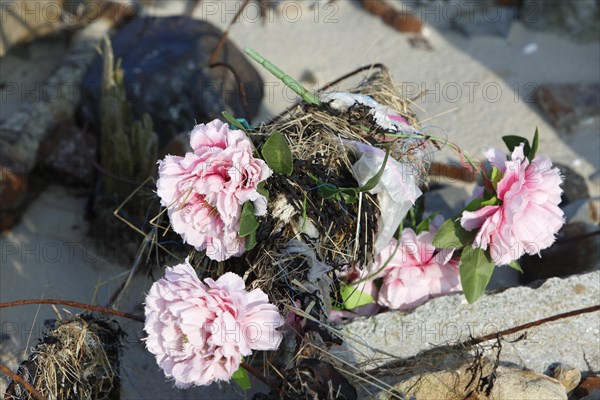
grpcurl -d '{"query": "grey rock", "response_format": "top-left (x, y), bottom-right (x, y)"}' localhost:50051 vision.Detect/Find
top-left (545, 363), bottom-right (581, 393)
top-left (589, 171), bottom-right (600, 191)
top-left (486, 262), bottom-right (522, 290)
top-left (79, 16), bottom-right (264, 147)
top-left (36, 123), bottom-right (97, 185)
top-left (0, 19), bottom-right (112, 171)
top-left (563, 198), bottom-right (600, 225)
top-left (520, 222), bottom-right (600, 283)
top-left (534, 84), bottom-right (600, 130)
top-left (423, 184), bottom-right (471, 218)
top-left (555, 162), bottom-right (592, 204)
top-left (522, 0), bottom-right (600, 41)
top-left (492, 366), bottom-right (567, 400)
top-left (417, 0), bottom-right (519, 37)
top-left (331, 271), bottom-right (600, 374)
top-left (369, 356), bottom-right (567, 400)
top-left (581, 392), bottom-right (600, 400)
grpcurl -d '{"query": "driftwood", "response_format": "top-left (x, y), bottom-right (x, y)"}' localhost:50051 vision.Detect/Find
top-left (0, 2), bottom-right (134, 230)
top-left (0, 19), bottom-right (110, 171)
top-left (0, 0), bottom-right (66, 57)
top-left (0, 0), bottom-right (136, 172)
top-left (357, 0), bottom-right (423, 33)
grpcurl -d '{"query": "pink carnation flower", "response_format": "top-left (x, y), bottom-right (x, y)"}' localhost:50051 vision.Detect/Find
top-left (460, 144), bottom-right (564, 265)
top-left (371, 219), bottom-right (461, 310)
top-left (144, 259), bottom-right (284, 388)
top-left (156, 119), bottom-right (271, 261)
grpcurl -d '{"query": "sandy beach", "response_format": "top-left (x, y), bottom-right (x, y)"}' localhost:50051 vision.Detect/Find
top-left (1, 1), bottom-right (599, 398)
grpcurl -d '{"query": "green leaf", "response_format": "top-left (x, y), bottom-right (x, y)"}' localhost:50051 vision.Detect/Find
top-left (502, 135), bottom-right (530, 156)
top-left (460, 246), bottom-right (495, 303)
top-left (320, 184), bottom-right (341, 199)
top-left (481, 196), bottom-right (499, 207)
top-left (308, 173), bottom-right (340, 199)
top-left (339, 187), bottom-right (358, 199)
top-left (416, 218), bottom-right (430, 234)
top-left (464, 198), bottom-right (484, 212)
top-left (340, 191), bottom-right (358, 204)
top-left (464, 196), bottom-right (500, 213)
top-left (261, 131), bottom-right (294, 176)
top-left (245, 229), bottom-right (257, 251)
top-left (239, 201), bottom-right (259, 237)
top-left (222, 111), bottom-right (248, 132)
top-left (507, 260), bottom-right (523, 273)
top-left (232, 365), bottom-right (252, 390)
top-left (432, 219), bottom-right (476, 249)
top-left (359, 146), bottom-right (391, 193)
top-left (341, 285), bottom-right (374, 310)
top-left (529, 128), bottom-right (539, 161)
top-left (490, 166), bottom-right (503, 190)
top-left (415, 212), bottom-right (438, 235)
top-left (257, 181), bottom-right (269, 198)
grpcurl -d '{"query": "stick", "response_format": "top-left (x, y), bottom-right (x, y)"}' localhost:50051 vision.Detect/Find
top-left (240, 362), bottom-right (270, 387)
top-left (0, 299), bottom-right (144, 323)
top-left (464, 304), bottom-right (600, 347)
top-left (1, 363), bottom-right (46, 400)
top-left (368, 304), bottom-right (600, 374)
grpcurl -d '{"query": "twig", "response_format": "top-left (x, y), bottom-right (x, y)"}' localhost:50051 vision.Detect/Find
top-left (93, 161), bottom-right (148, 187)
top-left (209, 0), bottom-right (251, 66)
top-left (0, 300), bottom-right (144, 323)
top-left (1, 300), bottom-right (277, 391)
top-left (367, 304), bottom-right (600, 375)
top-left (107, 226), bottom-right (157, 308)
top-left (208, 0), bottom-right (252, 121)
top-left (464, 304), bottom-right (600, 347)
top-left (1, 363), bottom-right (46, 400)
top-left (240, 362), bottom-right (271, 387)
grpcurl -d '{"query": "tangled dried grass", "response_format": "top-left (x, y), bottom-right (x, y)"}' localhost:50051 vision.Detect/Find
top-left (104, 63), bottom-right (433, 398)
top-left (196, 64), bottom-right (432, 314)
top-left (4, 314), bottom-right (123, 400)
top-left (177, 66), bottom-right (434, 396)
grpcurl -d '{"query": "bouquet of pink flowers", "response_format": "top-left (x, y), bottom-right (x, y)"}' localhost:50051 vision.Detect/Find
top-left (144, 50), bottom-right (565, 393)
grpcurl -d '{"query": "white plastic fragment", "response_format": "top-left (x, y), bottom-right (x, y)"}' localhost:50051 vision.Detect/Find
top-left (522, 42), bottom-right (538, 55)
top-left (343, 140), bottom-right (422, 253)
top-left (320, 92), bottom-right (418, 135)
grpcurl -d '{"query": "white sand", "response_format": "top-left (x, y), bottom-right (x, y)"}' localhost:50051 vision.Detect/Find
top-left (1, 1), bottom-right (598, 398)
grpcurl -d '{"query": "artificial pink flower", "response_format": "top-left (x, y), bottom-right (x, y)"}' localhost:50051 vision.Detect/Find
top-left (461, 144), bottom-right (564, 265)
top-left (156, 119), bottom-right (271, 261)
top-left (144, 259), bottom-right (284, 388)
top-left (371, 219), bottom-right (461, 310)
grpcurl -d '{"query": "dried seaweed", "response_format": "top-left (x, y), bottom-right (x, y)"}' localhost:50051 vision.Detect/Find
top-left (5, 314), bottom-right (123, 400)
